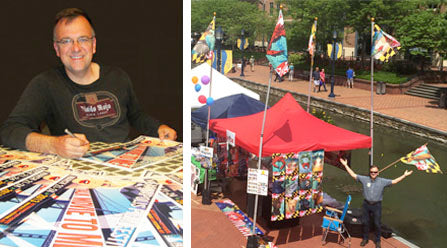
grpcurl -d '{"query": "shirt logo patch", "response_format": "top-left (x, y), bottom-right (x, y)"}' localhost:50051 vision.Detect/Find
top-left (72, 91), bottom-right (121, 129)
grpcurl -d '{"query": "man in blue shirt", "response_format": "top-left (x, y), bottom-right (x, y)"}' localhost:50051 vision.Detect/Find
top-left (346, 67), bottom-right (355, 88)
top-left (340, 158), bottom-right (413, 248)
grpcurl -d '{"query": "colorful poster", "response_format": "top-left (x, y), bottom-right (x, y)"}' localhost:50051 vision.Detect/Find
top-left (79, 136), bottom-right (182, 172)
top-left (215, 199), bottom-right (263, 237)
top-left (0, 137), bottom-right (183, 247)
top-left (271, 150), bottom-right (324, 221)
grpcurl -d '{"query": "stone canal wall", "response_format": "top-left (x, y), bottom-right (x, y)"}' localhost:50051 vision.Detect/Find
top-left (231, 78), bottom-right (447, 144)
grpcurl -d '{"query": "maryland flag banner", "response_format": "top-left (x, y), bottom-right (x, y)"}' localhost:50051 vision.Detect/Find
top-left (192, 17), bottom-right (216, 64)
top-left (371, 24), bottom-right (401, 62)
top-left (308, 21), bottom-right (317, 56)
top-left (266, 9), bottom-right (288, 77)
top-left (400, 144), bottom-right (442, 174)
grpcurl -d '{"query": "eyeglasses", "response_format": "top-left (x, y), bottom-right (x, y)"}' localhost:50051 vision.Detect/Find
top-left (55, 36), bottom-right (94, 48)
top-left (370, 171), bottom-right (378, 174)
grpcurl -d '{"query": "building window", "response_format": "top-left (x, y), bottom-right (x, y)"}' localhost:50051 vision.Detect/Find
top-left (270, 2), bottom-right (273, 15)
top-left (277, 3), bottom-right (280, 10)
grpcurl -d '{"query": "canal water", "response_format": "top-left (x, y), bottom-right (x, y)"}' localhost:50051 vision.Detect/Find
top-left (265, 94), bottom-right (446, 247)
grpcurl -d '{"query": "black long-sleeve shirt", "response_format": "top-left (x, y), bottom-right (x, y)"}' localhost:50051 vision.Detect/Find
top-left (0, 65), bottom-right (160, 150)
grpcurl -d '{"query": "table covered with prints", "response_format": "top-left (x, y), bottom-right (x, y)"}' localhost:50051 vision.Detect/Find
top-left (0, 136), bottom-right (183, 247)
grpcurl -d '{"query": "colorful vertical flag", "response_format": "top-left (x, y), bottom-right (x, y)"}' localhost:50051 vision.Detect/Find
top-left (327, 43), bottom-right (342, 60)
top-left (209, 49), bottom-right (233, 74)
top-left (308, 21), bottom-right (317, 56)
top-left (192, 17), bottom-right (216, 64)
top-left (237, 38), bottom-right (249, 51)
top-left (400, 144), bottom-right (442, 174)
top-left (266, 9), bottom-right (288, 77)
top-left (371, 24), bottom-right (401, 62)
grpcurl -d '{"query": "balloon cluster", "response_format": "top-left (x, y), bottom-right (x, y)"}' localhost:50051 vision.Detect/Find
top-left (192, 75), bottom-right (214, 105)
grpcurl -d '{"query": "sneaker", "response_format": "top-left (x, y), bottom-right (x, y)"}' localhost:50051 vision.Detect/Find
top-left (360, 239), bottom-right (369, 246)
top-left (375, 241), bottom-right (381, 248)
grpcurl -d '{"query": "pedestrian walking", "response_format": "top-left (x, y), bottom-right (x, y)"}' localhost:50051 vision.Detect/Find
top-left (346, 67), bottom-right (355, 88)
top-left (288, 63), bottom-right (294, 81)
top-left (274, 71), bottom-right (283, 82)
top-left (312, 67), bottom-right (320, 92)
top-left (249, 55), bottom-right (255, 72)
top-left (340, 158), bottom-right (413, 248)
top-left (319, 68), bottom-right (327, 91)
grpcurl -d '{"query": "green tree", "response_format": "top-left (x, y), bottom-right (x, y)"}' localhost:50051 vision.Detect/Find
top-left (191, 0), bottom-right (273, 49)
top-left (345, 0), bottom-right (416, 61)
top-left (286, 0), bottom-right (350, 53)
top-left (396, 8), bottom-right (447, 71)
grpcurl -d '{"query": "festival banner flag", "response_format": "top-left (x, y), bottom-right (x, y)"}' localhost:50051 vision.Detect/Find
top-left (400, 144), bottom-right (442, 174)
top-left (327, 42), bottom-right (342, 60)
top-left (192, 17), bottom-right (216, 64)
top-left (308, 21), bottom-right (317, 56)
top-left (266, 9), bottom-right (288, 77)
top-left (237, 38), bottom-right (249, 51)
top-left (371, 24), bottom-right (401, 62)
top-left (209, 49), bottom-right (233, 74)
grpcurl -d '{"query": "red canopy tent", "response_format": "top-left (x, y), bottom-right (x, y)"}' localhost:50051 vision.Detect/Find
top-left (210, 93), bottom-right (371, 157)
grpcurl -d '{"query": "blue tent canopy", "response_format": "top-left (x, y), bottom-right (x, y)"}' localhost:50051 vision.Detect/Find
top-left (192, 93), bottom-right (266, 129)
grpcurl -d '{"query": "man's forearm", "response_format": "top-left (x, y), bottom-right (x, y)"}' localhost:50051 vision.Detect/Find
top-left (392, 174), bottom-right (406, 185)
top-left (25, 132), bottom-right (57, 154)
top-left (344, 164), bottom-right (357, 180)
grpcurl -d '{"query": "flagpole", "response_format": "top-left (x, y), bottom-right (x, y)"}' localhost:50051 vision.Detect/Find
top-left (378, 158), bottom-right (402, 173)
top-left (251, 65), bottom-right (273, 237)
top-left (202, 13), bottom-right (216, 205)
top-left (248, 7), bottom-right (287, 246)
top-left (205, 13), bottom-right (216, 148)
top-left (379, 143), bottom-right (428, 173)
top-left (370, 18), bottom-right (374, 167)
top-left (307, 17), bottom-right (317, 113)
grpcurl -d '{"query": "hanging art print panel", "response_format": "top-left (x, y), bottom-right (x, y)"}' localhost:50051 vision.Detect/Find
top-left (271, 150), bottom-right (324, 221)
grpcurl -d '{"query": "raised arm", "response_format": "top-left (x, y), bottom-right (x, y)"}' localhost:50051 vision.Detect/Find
top-left (340, 158), bottom-right (357, 180)
top-left (392, 170), bottom-right (413, 185)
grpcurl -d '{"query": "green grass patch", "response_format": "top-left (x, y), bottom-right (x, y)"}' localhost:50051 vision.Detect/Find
top-left (355, 70), bottom-right (410, 84)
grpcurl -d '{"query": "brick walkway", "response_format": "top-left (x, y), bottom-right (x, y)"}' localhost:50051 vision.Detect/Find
top-left (228, 65), bottom-right (447, 133)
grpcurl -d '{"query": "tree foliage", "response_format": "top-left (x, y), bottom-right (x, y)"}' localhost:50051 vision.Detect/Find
top-left (192, 0), bottom-right (447, 70)
top-left (191, 0), bottom-right (274, 47)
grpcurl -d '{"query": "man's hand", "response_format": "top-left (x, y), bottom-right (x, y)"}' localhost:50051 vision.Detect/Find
top-left (158, 124), bottom-right (177, 141)
top-left (26, 132), bottom-right (90, 159)
top-left (392, 169), bottom-right (413, 184)
top-left (339, 157), bottom-right (357, 180)
top-left (404, 170), bottom-right (413, 177)
top-left (340, 158), bottom-right (348, 167)
top-left (52, 134), bottom-right (90, 159)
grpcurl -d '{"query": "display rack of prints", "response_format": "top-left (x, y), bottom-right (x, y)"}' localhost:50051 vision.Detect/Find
top-left (271, 150), bottom-right (324, 221)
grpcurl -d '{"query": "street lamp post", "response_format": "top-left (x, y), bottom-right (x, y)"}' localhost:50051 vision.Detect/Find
top-left (328, 30), bottom-right (337, 98)
top-left (216, 26), bottom-right (223, 73)
top-left (240, 28), bottom-right (245, 77)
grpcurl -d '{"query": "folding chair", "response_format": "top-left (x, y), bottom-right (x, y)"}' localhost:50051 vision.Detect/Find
top-left (321, 195), bottom-right (352, 247)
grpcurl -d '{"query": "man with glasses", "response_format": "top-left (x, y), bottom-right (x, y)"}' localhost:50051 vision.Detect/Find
top-left (0, 8), bottom-right (176, 158)
top-left (340, 158), bottom-right (413, 248)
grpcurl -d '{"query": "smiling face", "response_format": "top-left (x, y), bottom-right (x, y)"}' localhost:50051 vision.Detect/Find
top-left (53, 16), bottom-right (96, 80)
top-left (369, 165), bottom-right (379, 179)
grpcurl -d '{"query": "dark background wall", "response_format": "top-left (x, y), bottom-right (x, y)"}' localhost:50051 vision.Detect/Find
top-left (0, 0), bottom-right (183, 141)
